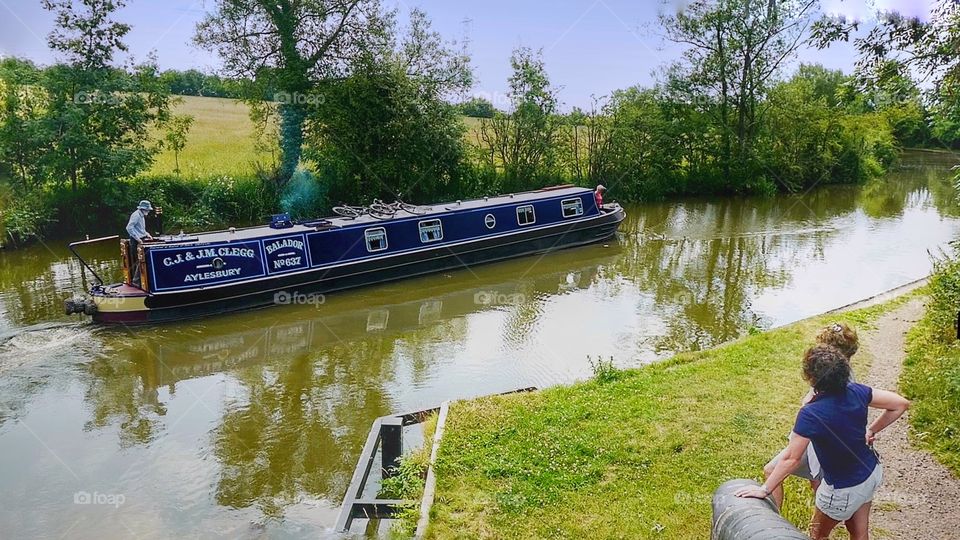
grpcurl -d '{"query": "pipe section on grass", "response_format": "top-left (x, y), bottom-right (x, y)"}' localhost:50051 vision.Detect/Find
top-left (712, 479), bottom-right (809, 539)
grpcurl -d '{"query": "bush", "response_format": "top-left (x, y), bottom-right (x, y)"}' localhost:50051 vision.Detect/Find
top-left (902, 250), bottom-right (960, 474)
top-left (37, 174), bottom-right (279, 240)
top-left (0, 186), bottom-right (55, 247)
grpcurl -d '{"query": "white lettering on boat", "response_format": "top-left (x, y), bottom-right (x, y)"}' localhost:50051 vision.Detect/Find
top-left (273, 257), bottom-right (302, 269)
top-left (265, 238), bottom-right (304, 255)
top-left (162, 246), bottom-right (257, 267)
top-left (183, 268), bottom-right (243, 282)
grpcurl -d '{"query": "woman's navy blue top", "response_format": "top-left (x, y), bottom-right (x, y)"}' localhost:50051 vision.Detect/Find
top-left (793, 382), bottom-right (878, 488)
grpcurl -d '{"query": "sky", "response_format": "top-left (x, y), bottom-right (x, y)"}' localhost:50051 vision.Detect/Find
top-left (0, 0), bottom-right (937, 110)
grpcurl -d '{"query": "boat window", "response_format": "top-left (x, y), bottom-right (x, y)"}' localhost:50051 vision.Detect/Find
top-left (364, 227), bottom-right (388, 252)
top-left (516, 205), bottom-right (536, 226)
top-left (418, 219), bottom-right (443, 243)
top-left (484, 214), bottom-right (496, 229)
top-left (561, 198), bottom-right (584, 218)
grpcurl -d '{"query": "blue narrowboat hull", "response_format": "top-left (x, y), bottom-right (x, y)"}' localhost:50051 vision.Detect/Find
top-left (85, 187), bottom-right (625, 324)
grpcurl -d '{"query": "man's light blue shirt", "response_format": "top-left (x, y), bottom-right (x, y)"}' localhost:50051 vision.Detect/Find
top-left (126, 210), bottom-right (148, 240)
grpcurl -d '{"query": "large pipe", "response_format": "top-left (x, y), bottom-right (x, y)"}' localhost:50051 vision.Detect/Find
top-left (712, 479), bottom-right (809, 539)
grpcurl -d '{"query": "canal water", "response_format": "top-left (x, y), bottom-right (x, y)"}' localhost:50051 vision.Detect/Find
top-left (0, 151), bottom-right (958, 538)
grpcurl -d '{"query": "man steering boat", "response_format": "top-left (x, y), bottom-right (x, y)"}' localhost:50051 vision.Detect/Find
top-left (126, 200), bottom-right (154, 287)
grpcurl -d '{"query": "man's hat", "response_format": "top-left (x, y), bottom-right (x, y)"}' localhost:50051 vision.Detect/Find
top-left (137, 200), bottom-right (153, 211)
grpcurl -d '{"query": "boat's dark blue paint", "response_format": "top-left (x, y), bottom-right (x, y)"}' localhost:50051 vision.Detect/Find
top-left (89, 186), bottom-right (625, 323)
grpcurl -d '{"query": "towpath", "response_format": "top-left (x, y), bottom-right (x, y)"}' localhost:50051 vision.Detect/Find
top-left (860, 299), bottom-right (960, 539)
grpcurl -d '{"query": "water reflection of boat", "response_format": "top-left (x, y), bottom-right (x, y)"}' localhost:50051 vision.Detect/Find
top-left (67, 186), bottom-right (625, 324)
top-left (133, 247), bottom-right (620, 387)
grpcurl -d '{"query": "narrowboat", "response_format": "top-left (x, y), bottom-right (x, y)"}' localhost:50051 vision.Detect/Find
top-left (65, 185), bottom-right (625, 324)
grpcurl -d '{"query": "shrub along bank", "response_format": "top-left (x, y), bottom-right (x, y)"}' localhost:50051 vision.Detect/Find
top-left (425, 300), bottom-right (909, 539)
top-left (0, 174), bottom-right (278, 247)
top-left (903, 255), bottom-right (960, 474)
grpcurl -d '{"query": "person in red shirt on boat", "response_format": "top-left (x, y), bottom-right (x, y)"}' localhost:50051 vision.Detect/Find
top-left (595, 184), bottom-right (606, 209)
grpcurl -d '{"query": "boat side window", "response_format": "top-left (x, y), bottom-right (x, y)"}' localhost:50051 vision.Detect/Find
top-left (418, 219), bottom-right (443, 243)
top-left (516, 205), bottom-right (536, 226)
top-left (364, 227), bottom-right (388, 252)
top-left (561, 198), bottom-right (584, 218)
top-left (484, 214), bottom-right (496, 229)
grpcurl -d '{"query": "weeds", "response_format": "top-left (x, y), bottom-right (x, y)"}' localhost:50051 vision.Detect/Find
top-left (588, 355), bottom-right (622, 384)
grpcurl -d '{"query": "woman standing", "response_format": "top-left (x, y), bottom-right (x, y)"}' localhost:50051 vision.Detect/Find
top-left (736, 345), bottom-right (911, 540)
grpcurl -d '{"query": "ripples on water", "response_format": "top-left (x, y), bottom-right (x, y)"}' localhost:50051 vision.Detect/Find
top-left (0, 151), bottom-right (958, 537)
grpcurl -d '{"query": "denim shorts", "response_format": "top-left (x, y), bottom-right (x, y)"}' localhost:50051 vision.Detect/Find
top-left (816, 463), bottom-right (883, 521)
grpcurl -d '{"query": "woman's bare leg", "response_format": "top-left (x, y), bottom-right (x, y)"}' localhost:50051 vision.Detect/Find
top-left (810, 509), bottom-right (841, 540)
top-left (844, 501), bottom-right (872, 540)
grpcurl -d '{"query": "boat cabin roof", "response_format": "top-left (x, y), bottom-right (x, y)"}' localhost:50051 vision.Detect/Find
top-left (149, 185), bottom-right (591, 247)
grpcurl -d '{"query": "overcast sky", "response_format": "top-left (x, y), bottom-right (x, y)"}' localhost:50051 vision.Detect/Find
top-left (0, 0), bottom-right (936, 109)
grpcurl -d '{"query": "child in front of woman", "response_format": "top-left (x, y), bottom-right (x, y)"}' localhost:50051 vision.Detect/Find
top-left (762, 322), bottom-right (860, 509)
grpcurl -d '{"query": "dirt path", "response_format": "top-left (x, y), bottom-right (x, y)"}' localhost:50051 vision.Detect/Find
top-left (859, 298), bottom-right (960, 539)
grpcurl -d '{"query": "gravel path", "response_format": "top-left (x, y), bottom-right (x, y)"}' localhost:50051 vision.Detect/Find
top-left (860, 298), bottom-right (960, 539)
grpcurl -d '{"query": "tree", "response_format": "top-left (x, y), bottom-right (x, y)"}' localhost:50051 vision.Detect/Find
top-left (661, 0), bottom-right (819, 186)
top-left (813, 1), bottom-right (960, 147)
top-left (37, 0), bottom-right (171, 191)
top-left (306, 8), bottom-right (472, 204)
top-left (0, 59), bottom-right (48, 191)
top-left (194, 0), bottom-right (391, 188)
top-left (163, 114), bottom-right (193, 176)
top-left (477, 47), bottom-right (560, 192)
top-left (456, 97), bottom-right (496, 118)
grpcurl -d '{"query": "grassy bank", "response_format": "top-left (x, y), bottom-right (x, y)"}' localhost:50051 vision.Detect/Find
top-left (427, 300), bottom-right (907, 539)
top-left (903, 257), bottom-right (960, 475)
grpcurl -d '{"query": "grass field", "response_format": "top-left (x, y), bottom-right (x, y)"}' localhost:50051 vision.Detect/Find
top-left (148, 95), bottom-right (276, 178)
top-left (148, 96), bottom-right (489, 179)
top-left (426, 299), bottom-right (909, 539)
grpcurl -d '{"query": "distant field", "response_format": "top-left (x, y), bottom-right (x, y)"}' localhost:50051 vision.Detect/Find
top-left (149, 95), bottom-right (488, 178)
top-left (148, 95), bottom-right (276, 178)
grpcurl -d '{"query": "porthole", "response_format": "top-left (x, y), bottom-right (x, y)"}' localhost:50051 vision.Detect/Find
top-left (484, 214), bottom-right (496, 229)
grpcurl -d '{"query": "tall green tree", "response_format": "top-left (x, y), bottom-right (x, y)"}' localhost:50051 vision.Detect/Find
top-left (194, 0), bottom-right (391, 188)
top-left (661, 0), bottom-right (819, 186)
top-left (37, 0), bottom-right (171, 191)
top-left (814, 0), bottom-right (960, 146)
top-left (306, 8), bottom-right (472, 204)
top-left (477, 47), bottom-right (560, 192)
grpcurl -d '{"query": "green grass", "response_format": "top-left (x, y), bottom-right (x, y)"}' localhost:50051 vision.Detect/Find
top-left (426, 305), bottom-right (899, 539)
top-left (902, 260), bottom-right (960, 475)
top-left (147, 96), bottom-right (488, 179)
top-left (148, 95), bottom-right (277, 178)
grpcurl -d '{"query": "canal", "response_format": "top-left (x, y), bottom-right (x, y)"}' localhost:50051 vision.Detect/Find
top-left (0, 151), bottom-right (958, 538)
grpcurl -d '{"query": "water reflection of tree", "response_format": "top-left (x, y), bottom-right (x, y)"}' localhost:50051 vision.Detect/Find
top-left (0, 243), bottom-right (121, 327)
top-left (83, 348), bottom-right (167, 447)
top-left (212, 336), bottom-right (397, 517)
top-left (616, 195), bottom-right (849, 353)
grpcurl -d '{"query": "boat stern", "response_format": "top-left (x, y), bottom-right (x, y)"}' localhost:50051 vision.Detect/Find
top-left (66, 284), bottom-right (151, 324)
